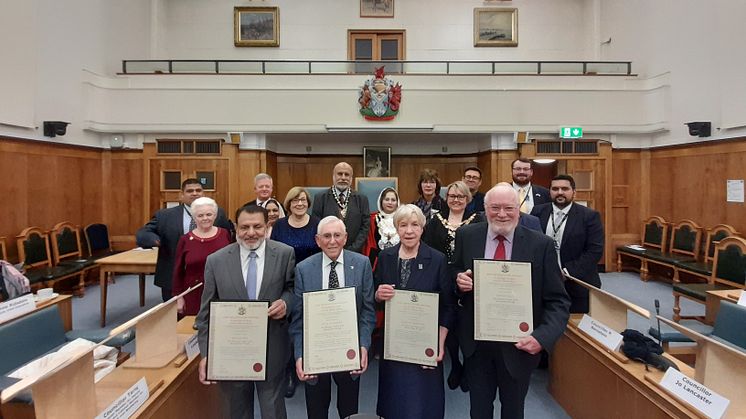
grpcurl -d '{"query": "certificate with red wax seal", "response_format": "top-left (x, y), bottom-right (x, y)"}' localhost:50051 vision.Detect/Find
top-left (383, 289), bottom-right (440, 367)
top-left (207, 300), bottom-right (269, 381)
top-left (473, 259), bottom-right (533, 342)
top-left (303, 287), bottom-right (361, 375)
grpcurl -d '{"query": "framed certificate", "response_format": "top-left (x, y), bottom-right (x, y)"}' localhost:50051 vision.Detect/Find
top-left (207, 300), bottom-right (269, 381)
top-left (473, 259), bottom-right (533, 342)
top-left (384, 289), bottom-right (439, 367)
top-left (303, 287), bottom-right (360, 375)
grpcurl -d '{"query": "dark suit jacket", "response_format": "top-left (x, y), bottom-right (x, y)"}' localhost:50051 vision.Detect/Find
top-left (452, 223), bottom-right (570, 380)
top-left (375, 243), bottom-right (456, 331)
top-left (519, 213), bottom-right (542, 232)
top-left (311, 189), bottom-right (370, 253)
top-left (531, 184), bottom-right (551, 207)
top-left (290, 250), bottom-right (376, 361)
top-left (465, 191), bottom-right (485, 214)
top-left (531, 203), bottom-right (604, 312)
top-left (196, 240), bottom-right (295, 380)
top-left (136, 204), bottom-right (233, 289)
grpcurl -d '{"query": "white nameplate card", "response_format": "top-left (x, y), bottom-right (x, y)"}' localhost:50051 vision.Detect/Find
top-left (0, 295), bottom-right (35, 323)
top-left (737, 291), bottom-right (746, 307)
top-left (184, 333), bottom-right (200, 359)
top-left (660, 368), bottom-right (729, 419)
top-left (578, 314), bottom-right (623, 351)
top-left (96, 377), bottom-right (149, 419)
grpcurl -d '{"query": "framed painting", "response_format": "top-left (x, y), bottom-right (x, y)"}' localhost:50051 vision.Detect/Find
top-left (363, 146), bottom-right (391, 177)
top-left (474, 8), bottom-right (518, 47)
top-left (234, 7), bottom-right (279, 47)
top-left (361, 0), bottom-right (394, 18)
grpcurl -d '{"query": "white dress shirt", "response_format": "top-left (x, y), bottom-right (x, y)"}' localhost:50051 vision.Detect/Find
top-left (544, 203), bottom-right (572, 268)
top-left (322, 250), bottom-right (346, 289)
top-left (240, 240), bottom-right (266, 298)
top-left (182, 206), bottom-right (193, 234)
top-left (512, 182), bottom-right (537, 213)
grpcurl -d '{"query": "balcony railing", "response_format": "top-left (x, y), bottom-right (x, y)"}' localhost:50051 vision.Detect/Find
top-left (121, 60), bottom-right (633, 76)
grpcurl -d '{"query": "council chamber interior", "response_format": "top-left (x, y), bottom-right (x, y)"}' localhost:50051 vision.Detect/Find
top-left (1, 0), bottom-right (745, 418)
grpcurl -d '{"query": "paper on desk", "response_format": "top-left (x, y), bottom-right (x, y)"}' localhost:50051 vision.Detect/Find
top-left (626, 244), bottom-right (646, 250)
top-left (133, 247), bottom-right (155, 251)
top-left (9, 338), bottom-right (118, 383)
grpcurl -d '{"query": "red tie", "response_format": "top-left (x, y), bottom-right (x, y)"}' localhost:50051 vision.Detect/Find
top-left (493, 235), bottom-right (506, 260)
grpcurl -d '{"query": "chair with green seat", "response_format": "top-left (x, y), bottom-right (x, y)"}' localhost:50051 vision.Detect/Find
top-left (673, 236), bottom-right (746, 322)
top-left (15, 227), bottom-right (85, 294)
top-left (675, 224), bottom-right (739, 282)
top-left (51, 221), bottom-right (95, 295)
top-left (643, 219), bottom-right (702, 283)
top-left (616, 216), bottom-right (670, 281)
top-left (84, 223), bottom-right (120, 259)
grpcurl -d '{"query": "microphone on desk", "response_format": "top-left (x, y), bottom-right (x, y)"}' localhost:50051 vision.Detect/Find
top-left (654, 299), bottom-right (663, 346)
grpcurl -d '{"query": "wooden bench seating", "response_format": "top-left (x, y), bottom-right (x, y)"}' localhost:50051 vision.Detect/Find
top-left (674, 224), bottom-right (739, 282)
top-left (672, 236), bottom-right (746, 322)
top-left (616, 216), bottom-right (669, 280)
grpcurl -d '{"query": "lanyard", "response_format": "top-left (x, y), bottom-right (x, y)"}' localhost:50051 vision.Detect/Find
top-left (550, 211), bottom-right (569, 247)
top-left (519, 186), bottom-right (532, 208)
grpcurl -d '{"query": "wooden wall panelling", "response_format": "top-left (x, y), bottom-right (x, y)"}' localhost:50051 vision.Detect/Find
top-left (106, 150), bottom-right (144, 248)
top-left (236, 150), bottom-right (266, 214)
top-left (147, 157), bottom-right (230, 218)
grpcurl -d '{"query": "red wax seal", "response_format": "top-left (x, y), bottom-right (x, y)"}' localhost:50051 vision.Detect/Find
top-left (346, 349), bottom-right (356, 360)
top-left (519, 322), bottom-right (529, 332)
top-left (425, 348), bottom-right (435, 357)
top-left (253, 363), bottom-right (263, 372)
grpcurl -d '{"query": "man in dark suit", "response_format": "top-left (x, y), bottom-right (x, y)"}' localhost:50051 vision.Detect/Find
top-left (454, 184), bottom-right (570, 419)
top-left (531, 174), bottom-right (605, 313)
top-left (136, 178), bottom-right (233, 301)
top-left (463, 166), bottom-right (485, 214)
top-left (241, 173), bottom-right (286, 216)
top-left (511, 158), bottom-right (551, 214)
top-left (311, 162), bottom-right (370, 254)
top-left (196, 204), bottom-right (295, 419)
top-left (290, 216), bottom-right (376, 419)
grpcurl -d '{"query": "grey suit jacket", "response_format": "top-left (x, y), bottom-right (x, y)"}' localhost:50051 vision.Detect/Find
top-left (289, 250), bottom-right (376, 361)
top-left (196, 240), bottom-right (295, 380)
top-left (136, 204), bottom-right (233, 289)
top-left (311, 189), bottom-right (370, 253)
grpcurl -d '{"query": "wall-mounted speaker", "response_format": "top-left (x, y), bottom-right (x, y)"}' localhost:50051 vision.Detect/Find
top-left (110, 135), bottom-right (124, 149)
top-left (43, 121), bottom-right (70, 137)
top-left (685, 122), bottom-right (711, 137)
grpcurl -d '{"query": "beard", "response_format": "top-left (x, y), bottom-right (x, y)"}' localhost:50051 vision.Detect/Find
top-left (489, 219), bottom-right (519, 237)
top-left (553, 197), bottom-right (571, 209)
top-left (238, 237), bottom-right (264, 251)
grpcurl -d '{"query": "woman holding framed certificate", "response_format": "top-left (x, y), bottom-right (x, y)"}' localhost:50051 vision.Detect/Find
top-left (374, 204), bottom-right (456, 419)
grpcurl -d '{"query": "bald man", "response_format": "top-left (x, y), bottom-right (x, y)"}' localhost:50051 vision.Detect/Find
top-left (311, 162), bottom-right (370, 254)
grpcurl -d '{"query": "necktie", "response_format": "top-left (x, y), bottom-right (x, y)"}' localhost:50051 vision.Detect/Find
top-left (246, 251), bottom-right (258, 299)
top-left (329, 260), bottom-right (340, 289)
top-left (519, 188), bottom-right (528, 213)
top-left (188, 217), bottom-right (197, 232)
top-left (493, 235), bottom-right (506, 260)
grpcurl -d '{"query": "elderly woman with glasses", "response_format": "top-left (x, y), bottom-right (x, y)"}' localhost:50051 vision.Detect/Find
top-left (422, 180), bottom-right (484, 391)
top-left (172, 196), bottom-right (232, 316)
top-left (374, 204), bottom-right (455, 419)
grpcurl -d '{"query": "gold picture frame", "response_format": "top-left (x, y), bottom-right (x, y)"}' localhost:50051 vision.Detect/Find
top-left (474, 8), bottom-right (518, 47)
top-left (360, 0), bottom-right (394, 18)
top-left (234, 7), bottom-right (279, 47)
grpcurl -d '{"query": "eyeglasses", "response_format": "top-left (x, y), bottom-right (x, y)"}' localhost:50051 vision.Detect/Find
top-left (447, 194), bottom-right (467, 201)
top-left (487, 205), bottom-right (517, 213)
top-left (512, 167), bottom-right (532, 172)
top-left (464, 175), bottom-right (481, 181)
top-left (291, 198), bottom-right (308, 204)
top-left (318, 233), bottom-right (345, 240)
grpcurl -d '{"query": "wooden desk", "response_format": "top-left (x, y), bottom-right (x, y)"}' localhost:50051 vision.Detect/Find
top-left (705, 289), bottom-right (742, 325)
top-left (550, 317), bottom-right (700, 418)
top-left (96, 248), bottom-right (158, 327)
top-left (0, 295), bottom-right (72, 331)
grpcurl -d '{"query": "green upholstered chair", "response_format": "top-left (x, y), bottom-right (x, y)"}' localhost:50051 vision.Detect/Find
top-left (675, 224), bottom-right (739, 282)
top-left (354, 177), bottom-right (398, 212)
top-left (643, 219), bottom-right (702, 282)
top-left (616, 216), bottom-right (669, 281)
top-left (304, 187), bottom-right (331, 215)
top-left (673, 236), bottom-right (746, 322)
top-left (51, 222), bottom-right (95, 295)
top-left (15, 227), bottom-right (85, 293)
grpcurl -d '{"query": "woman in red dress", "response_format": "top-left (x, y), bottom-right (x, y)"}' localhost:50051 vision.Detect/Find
top-left (172, 197), bottom-right (232, 315)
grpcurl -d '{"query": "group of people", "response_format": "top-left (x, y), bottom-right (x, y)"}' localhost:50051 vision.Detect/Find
top-left (135, 158), bottom-right (605, 419)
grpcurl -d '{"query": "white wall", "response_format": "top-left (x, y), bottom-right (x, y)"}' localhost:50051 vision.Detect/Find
top-left (159, 0), bottom-right (595, 61)
top-left (598, 0), bottom-right (746, 147)
top-left (0, 0), bottom-right (152, 147)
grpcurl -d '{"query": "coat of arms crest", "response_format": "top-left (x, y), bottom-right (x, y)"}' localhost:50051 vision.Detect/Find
top-left (358, 66), bottom-right (402, 121)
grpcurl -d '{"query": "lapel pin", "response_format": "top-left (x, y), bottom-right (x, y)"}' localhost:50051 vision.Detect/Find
top-left (418, 263), bottom-right (423, 270)
top-left (350, 265), bottom-right (354, 270)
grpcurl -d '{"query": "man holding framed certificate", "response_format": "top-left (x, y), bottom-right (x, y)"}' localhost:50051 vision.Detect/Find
top-left (290, 216), bottom-right (375, 419)
top-left (196, 204), bottom-right (296, 419)
top-left (454, 183), bottom-right (570, 419)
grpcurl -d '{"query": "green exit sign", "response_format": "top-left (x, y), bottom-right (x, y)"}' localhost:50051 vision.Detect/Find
top-left (560, 127), bottom-right (583, 139)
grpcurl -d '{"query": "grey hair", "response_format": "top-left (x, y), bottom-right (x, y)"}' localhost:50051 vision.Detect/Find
top-left (485, 183), bottom-right (520, 206)
top-left (446, 180), bottom-right (473, 203)
top-left (254, 173), bottom-right (272, 184)
top-left (393, 204), bottom-right (426, 228)
top-left (190, 197), bottom-right (218, 215)
top-left (317, 215), bottom-right (346, 234)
